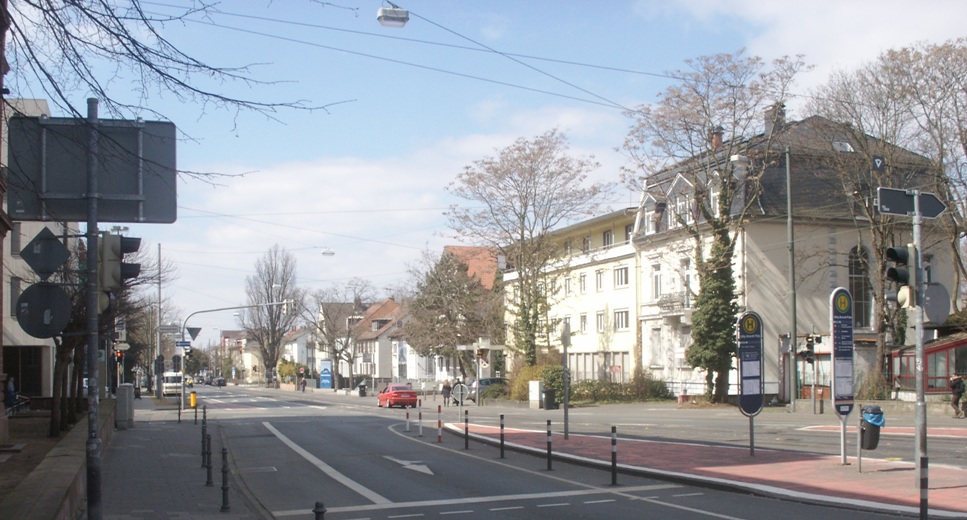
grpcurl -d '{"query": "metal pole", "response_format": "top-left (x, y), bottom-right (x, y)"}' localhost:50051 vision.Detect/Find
top-left (464, 409), bottom-right (469, 450)
top-left (563, 324), bottom-right (570, 439)
top-left (786, 148), bottom-right (798, 411)
top-left (205, 434), bottom-right (213, 486)
top-left (912, 192), bottom-right (928, 518)
top-left (84, 98), bottom-right (103, 520)
top-left (437, 405), bottom-right (442, 443)
top-left (156, 243), bottom-right (161, 397)
top-left (499, 414), bottom-right (505, 459)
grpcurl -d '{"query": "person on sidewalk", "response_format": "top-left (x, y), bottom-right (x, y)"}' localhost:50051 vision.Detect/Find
top-left (4, 376), bottom-right (15, 409)
top-left (441, 380), bottom-right (452, 407)
top-left (300, 378), bottom-right (307, 392)
top-left (950, 374), bottom-right (965, 418)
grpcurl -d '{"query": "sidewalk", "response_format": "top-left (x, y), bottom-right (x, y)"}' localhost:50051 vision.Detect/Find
top-left (100, 396), bottom-right (264, 520)
top-left (442, 420), bottom-right (967, 518)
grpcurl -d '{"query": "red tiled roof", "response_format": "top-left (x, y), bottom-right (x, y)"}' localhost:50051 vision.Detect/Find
top-left (443, 245), bottom-right (498, 290)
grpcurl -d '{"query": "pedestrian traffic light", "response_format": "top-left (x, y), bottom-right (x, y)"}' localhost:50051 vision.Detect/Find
top-left (886, 243), bottom-right (918, 308)
top-left (99, 232), bottom-right (142, 291)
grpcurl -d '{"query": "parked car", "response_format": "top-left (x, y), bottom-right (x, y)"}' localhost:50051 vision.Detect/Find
top-left (215, 377), bottom-right (226, 387)
top-left (377, 383), bottom-right (418, 408)
top-left (468, 377), bottom-right (508, 402)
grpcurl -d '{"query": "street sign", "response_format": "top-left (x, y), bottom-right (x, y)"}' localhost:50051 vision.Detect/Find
top-left (16, 282), bottom-right (71, 338)
top-left (452, 383), bottom-right (469, 404)
top-left (736, 311), bottom-right (764, 418)
top-left (830, 288), bottom-right (855, 417)
top-left (159, 325), bottom-right (181, 334)
top-left (20, 228), bottom-right (69, 280)
top-left (175, 340), bottom-right (191, 348)
top-left (876, 187), bottom-right (947, 219)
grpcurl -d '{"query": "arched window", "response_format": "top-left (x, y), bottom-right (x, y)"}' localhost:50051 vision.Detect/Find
top-left (848, 247), bottom-right (872, 328)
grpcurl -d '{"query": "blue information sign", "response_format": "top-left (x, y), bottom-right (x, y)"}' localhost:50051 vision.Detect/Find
top-left (737, 311), bottom-right (764, 417)
top-left (319, 359), bottom-right (333, 389)
top-left (830, 288), bottom-right (855, 417)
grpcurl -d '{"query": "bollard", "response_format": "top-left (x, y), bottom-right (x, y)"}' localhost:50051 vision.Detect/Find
top-left (437, 405), bottom-right (442, 443)
top-left (418, 400), bottom-right (423, 437)
top-left (499, 414), bottom-right (505, 459)
top-left (194, 404), bottom-right (198, 425)
top-left (205, 434), bottom-right (213, 487)
top-left (201, 422), bottom-right (207, 468)
top-left (220, 447), bottom-right (230, 512)
top-left (313, 501), bottom-right (327, 519)
top-left (611, 426), bottom-right (618, 486)
top-left (406, 411), bottom-right (410, 432)
top-left (464, 410), bottom-right (469, 450)
top-left (546, 420), bottom-right (552, 471)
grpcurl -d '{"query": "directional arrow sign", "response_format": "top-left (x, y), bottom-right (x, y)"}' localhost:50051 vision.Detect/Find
top-left (876, 187), bottom-right (947, 219)
top-left (384, 456), bottom-right (434, 475)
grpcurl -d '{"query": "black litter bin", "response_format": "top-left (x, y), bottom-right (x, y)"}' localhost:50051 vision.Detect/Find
top-left (358, 385), bottom-right (367, 397)
top-left (543, 389), bottom-right (557, 410)
top-left (860, 405), bottom-right (885, 450)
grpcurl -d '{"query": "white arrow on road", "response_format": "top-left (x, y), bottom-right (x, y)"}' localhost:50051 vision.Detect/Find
top-left (384, 455), bottom-right (434, 475)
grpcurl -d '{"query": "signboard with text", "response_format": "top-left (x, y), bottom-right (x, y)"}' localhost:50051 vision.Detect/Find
top-left (737, 311), bottom-right (764, 417)
top-left (830, 287), bottom-right (855, 417)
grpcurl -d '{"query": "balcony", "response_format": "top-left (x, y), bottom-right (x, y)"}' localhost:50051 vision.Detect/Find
top-left (657, 292), bottom-right (692, 322)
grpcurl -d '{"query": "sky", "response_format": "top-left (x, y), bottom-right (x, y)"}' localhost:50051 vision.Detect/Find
top-left (14, 0), bottom-right (967, 348)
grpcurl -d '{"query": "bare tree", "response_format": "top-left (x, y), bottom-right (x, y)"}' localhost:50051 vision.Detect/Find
top-left (446, 128), bottom-right (610, 365)
top-left (623, 51), bottom-right (807, 401)
top-left (301, 278), bottom-right (375, 389)
top-left (403, 249), bottom-right (504, 379)
top-left (239, 245), bottom-right (303, 379)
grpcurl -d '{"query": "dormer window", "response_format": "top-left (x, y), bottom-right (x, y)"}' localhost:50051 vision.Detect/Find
top-left (832, 141), bottom-right (855, 153)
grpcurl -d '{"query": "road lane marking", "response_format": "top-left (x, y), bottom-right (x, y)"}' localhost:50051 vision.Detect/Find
top-left (273, 485), bottom-right (678, 516)
top-left (263, 422), bottom-right (391, 505)
top-left (384, 455), bottom-right (434, 475)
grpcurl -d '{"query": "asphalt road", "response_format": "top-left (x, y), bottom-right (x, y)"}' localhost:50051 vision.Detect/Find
top-left (190, 385), bottom-right (932, 519)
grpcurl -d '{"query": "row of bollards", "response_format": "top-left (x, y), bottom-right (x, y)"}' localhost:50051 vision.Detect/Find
top-left (196, 404), bottom-right (232, 513)
top-left (407, 408), bottom-right (621, 486)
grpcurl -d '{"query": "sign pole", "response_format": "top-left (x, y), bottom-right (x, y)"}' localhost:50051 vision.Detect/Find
top-left (830, 287), bottom-right (854, 465)
top-left (737, 311), bottom-right (764, 456)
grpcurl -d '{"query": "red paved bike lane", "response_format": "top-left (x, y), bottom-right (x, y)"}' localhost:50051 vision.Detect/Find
top-left (445, 422), bottom-right (967, 518)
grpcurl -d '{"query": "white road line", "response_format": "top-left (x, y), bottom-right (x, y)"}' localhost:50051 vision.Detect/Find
top-left (262, 422), bottom-right (391, 505)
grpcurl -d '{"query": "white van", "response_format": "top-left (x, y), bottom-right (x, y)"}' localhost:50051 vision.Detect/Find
top-left (162, 371), bottom-right (183, 396)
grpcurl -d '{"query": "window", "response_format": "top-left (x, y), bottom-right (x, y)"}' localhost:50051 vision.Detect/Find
top-left (849, 246), bottom-right (872, 328)
top-left (579, 273), bottom-right (587, 294)
top-left (563, 240), bottom-right (572, 255)
top-left (614, 310), bottom-right (629, 331)
top-left (10, 222), bottom-right (21, 256)
top-left (581, 236), bottom-right (591, 253)
top-left (596, 311), bottom-right (605, 332)
top-left (564, 277), bottom-right (572, 296)
top-left (614, 267), bottom-right (629, 288)
top-left (603, 230), bottom-right (614, 248)
top-left (652, 264), bottom-right (662, 300)
top-left (563, 315), bottom-right (571, 333)
top-left (680, 259), bottom-right (691, 308)
top-left (10, 277), bottom-right (21, 317)
top-left (579, 313), bottom-right (587, 333)
top-left (625, 224), bottom-right (634, 243)
top-left (709, 188), bottom-right (720, 218)
top-left (595, 270), bottom-right (604, 291)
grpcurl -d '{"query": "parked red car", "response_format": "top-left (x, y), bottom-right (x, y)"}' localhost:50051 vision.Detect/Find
top-left (377, 383), bottom-right (418, 408)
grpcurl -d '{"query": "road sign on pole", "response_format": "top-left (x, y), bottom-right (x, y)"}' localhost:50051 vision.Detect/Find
top-left (876, 187), bottom-right (947, 219)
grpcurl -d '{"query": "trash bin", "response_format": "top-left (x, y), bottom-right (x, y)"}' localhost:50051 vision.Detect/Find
top-left (358, 384), bottom-right (367, 397)
top-left (543, 389), bottom-right (557, 410)
top-left (189, 391), bottom-right (197, 408)
top-left (861, 405), bottom-right (885, 450)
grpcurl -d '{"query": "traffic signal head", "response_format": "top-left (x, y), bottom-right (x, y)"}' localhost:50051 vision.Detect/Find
top-left (99, 233), bottom-right (142, 291)
top-left (115, 350), bottom-right (124, 364)
top-left (886, 243), bottom-right (918, 308)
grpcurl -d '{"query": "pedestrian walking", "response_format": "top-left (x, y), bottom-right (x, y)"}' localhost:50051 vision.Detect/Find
top-left (4, 376), bottom-right (16, 409)
top-left (441, 380), bottom-right (452, 407)
top-left (950, 374), bottom-right (965, 418)
top-left (300, 378), bottom-right (307, 392)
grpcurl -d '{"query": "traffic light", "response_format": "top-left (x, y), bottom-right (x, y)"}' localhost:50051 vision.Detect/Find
top-left (802, 335), bottom-right (815, 364)
top-left (99, 233), bottom-right (142, 291)
top-left (173, 354), bottom-right (182, 372)
top-left (184, 345), bottom-right (192, 358)
top-left (886, 243), bottom-right (918, 308)
top-left (114, 350), bottom-right (124, 364)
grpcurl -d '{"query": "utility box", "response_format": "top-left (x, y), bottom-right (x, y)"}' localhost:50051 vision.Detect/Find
top-left (529, 380), bottom-right (544, 409)
top-left (116, 383), bottom-right (135, 430)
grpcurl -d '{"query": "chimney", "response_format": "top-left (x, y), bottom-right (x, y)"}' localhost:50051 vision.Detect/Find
top-left (709, 126), bottom-right (724, 149)
top-left (764, 103), bottom-right (786, 136)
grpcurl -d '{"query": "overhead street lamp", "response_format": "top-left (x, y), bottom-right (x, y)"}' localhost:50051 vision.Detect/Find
top-left (377, 4), bottom-right (409, 27)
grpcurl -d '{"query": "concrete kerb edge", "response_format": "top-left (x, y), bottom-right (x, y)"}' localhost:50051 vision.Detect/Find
top-left (217, 420), bottom-right (278, 519)
top-left (439, 422), bottom-right (959, 519)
